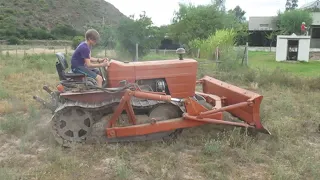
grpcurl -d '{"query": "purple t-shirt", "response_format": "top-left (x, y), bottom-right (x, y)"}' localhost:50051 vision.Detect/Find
top-left (71, 41), bottom-right (90, 69)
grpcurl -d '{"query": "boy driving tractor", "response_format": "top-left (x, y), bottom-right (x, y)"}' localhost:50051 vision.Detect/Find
top-left (71, 29), bottom-right (110, 87)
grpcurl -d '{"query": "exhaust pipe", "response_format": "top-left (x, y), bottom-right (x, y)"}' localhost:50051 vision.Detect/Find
top-left (43, 85), bottom-right (53, 94)
top-left (33, 96), bottom-right (56, 112)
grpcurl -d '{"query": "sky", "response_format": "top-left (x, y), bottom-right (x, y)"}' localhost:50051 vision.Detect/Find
top-left (105, 0), bottom-right (315, 26)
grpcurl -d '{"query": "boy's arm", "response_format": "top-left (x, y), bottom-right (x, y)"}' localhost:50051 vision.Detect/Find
top-left (81, 47), bottom-right (107, 67)
top-left (90, 57), bottom-right (109, 63)
top-left (84, 58), bottom-right (108, 68)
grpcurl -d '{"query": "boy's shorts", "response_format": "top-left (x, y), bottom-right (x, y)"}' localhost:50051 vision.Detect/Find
top-left (72, 66), bottom-right (99, 79)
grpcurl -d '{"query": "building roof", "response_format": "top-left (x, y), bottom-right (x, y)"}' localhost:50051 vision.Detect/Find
top-left (300, 0), bottom-right (320, 9)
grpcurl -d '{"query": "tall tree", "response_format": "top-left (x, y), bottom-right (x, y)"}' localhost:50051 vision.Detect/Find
top-left (213, 0), bottom-right (226, 11)
top-left (286, 0), bottom-right (298, 10)
top-left (292, 0), bottom-right (298, 9)
top-left (277, 9), bottom-right (312, 34)
top-left (285, 0), bottom-right (292, 10)
top-left (228, 5), bottom-right (246, 22)
top-left (169, 2), bottom-right (236, 44)
top-left (115, 11), bottom-right (160, 59)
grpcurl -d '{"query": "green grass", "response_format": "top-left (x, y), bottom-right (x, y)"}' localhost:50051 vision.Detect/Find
top-left (248, 51), bottom-right (320, 77)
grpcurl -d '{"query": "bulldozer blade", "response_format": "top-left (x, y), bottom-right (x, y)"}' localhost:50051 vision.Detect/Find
top-left (199, 76), bottom-right (270, 135)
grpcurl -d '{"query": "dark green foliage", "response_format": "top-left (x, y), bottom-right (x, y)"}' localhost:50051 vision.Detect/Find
top-left (72, 36), bottom-right (84, 49)
top-left (169, 3), bottom-right (247, 45)
top-left (277, 9), bottom-right (312, 35)
top-left (50, 24), bottom-right (81, 39)
top-left (285, 0), bottom-right (298, 11)
top-left (228, 5), bottom-right (246, 22)
top-left (115, 12), bottom-right (161, 59)
top-left (99, 26), bottom-right (117, 49)
top-left (0, 0), bottom-right (127, 40)
top-left (7, 36), bottom-right (20, 45)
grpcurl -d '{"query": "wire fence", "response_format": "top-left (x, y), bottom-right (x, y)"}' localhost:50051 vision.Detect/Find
top-left (0, 42), bottom-right (250, 65)
top-left (0, 44), bottom-right (73, 57)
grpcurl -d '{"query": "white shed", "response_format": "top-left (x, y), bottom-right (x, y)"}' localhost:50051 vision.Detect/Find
top-left (276, 34), bottom-right (310, 62)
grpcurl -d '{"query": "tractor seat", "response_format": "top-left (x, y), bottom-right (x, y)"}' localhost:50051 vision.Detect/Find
top-left (65, 69), bottom-right (85, 78)
top-left (65, 72), bottom-right (85, 78)
top-left (55, 52), bottom-right (85, 80)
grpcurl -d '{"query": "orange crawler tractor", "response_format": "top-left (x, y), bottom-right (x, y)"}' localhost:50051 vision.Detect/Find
top-left (33, 49), bottom-right (270, 147)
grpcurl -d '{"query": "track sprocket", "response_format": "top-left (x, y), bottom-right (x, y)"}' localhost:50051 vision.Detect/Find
top-left (51, 107), bottom-right (94, 147)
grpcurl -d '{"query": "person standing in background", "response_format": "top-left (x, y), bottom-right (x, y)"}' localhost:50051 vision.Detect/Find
top-left (301, 22), bottom-right (307, 35)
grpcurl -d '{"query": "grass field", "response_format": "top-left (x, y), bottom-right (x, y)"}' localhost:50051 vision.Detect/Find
top-left (248, 51), bottom-right (320, 77)
top-left (0, 51), bottom-right (320, 180)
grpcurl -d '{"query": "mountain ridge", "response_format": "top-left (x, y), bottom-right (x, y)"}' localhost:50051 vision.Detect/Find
top-left (0, 0), bottom-right (127, 38)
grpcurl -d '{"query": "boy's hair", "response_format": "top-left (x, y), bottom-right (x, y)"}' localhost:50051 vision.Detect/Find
top-left (85, 29), bottom-right (100, 41)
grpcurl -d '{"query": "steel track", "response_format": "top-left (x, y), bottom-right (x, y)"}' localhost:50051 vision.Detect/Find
top-left (51, 95), bottom-right (183, 147)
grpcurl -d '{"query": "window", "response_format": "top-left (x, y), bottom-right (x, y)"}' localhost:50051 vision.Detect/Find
top-left (259, 24), bottom-right (269, 27)
top-left (311, 27), bottom-right (320, 38)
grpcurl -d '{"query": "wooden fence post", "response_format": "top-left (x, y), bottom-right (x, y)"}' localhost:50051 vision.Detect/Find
top-left (215, 47), bottom-right (220, 67)
top-left (197, 48), bottom-right (200, 58)
top-left (246, 42), bottom-right (249, 66)
top-left (135, 43), bottom-right (138, 61)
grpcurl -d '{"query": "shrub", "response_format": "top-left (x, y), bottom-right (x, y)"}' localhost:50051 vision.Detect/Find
top-left (7, 36), bottom-right (21, 45)
top-left (188, 28), bottom-right (236, 59)
top-left (72, 36), bottom-right (84, 49)
top-left (278, 9), bottom-right (312, 35)
top-left (189, 28), bottom-right (241, 71)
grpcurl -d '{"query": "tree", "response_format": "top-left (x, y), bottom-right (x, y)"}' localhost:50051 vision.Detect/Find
top-left (50, 24), bottom-right (80, 39)
top-left (150, 25), bottom-right (169, 48)
top-left (285, 0), bottom-right (292, 10)
top-left (265, 31), bottom-right (281, 51)
top-left (291, 0), bottom-right (298, 9)
top-left (277, 9), bottom-right (312, 35)
top-left (235, 22), bottom-right (249, 45)
top-left (228, 5), bottom-right (246, 22)
top-left (115, 11), bottom-right (160, 59)
top-left (213, 0), bottom-right (226, 11)
top-left (285, 0), bottom-right (298, 10)
top-left (169, 3), bottom-right (236, 44)
top-left (99, 26), bottom-right (117, 49)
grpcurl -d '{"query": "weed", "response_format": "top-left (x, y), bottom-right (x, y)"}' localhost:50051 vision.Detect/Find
top-left (0, 106), bottom-right (40, 137)
top-left (0, 113), bottom-right (29, 136)
top-left (113, 158), bottom-right (133, 180)
top-left (203, 139), bottom-right (224, 156)
top-left (0, 168), bottom-right (17, 180)
top-left (0, 84), bottom-right (10, 99)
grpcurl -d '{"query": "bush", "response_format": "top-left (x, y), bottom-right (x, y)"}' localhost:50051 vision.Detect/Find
top-left (7, 36), bottom-right (21, 45)
top-left (51, 24), bottom-right (80, 39)
top-left (278, 10), bottom-right (313, 35)
top-left (72, 36), bottom-right (84, 49)
top-left (189, 28), bottom-right (241, 71)
top-left (189, 29), bottom-right (236, 59)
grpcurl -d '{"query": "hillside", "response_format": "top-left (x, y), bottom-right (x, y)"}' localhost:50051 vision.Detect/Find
top-left (0, 0), bottom-right (127, 39)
